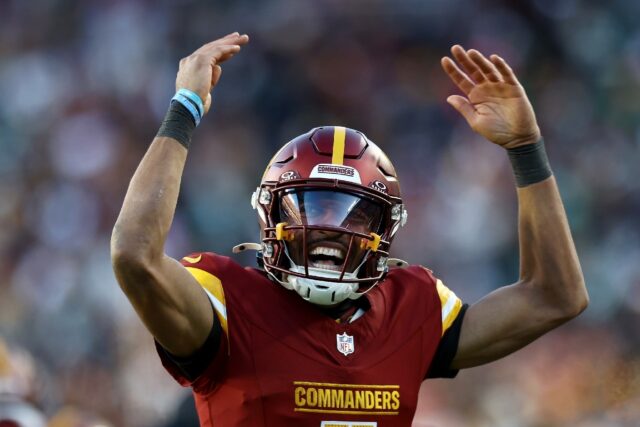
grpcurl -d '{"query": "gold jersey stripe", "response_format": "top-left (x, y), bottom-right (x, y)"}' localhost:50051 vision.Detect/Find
top-left (442, 297), bottom-right (462, 334)
top-left (436, 279), bottom-right (451, 306)
top-left (185, 267), bottom-right (228, 336)
top-left (295, 408), bottom-right (398, 416)
top-left (331, 126), bottom-right (346, 165)
top-left (436, 279), bottom-right (463, 336)
top-left (293, 381), bottom-right (399, 390)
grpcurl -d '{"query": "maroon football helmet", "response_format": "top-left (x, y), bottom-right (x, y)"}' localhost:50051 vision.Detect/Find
top-left (250, 126), bottom-right (407, 305)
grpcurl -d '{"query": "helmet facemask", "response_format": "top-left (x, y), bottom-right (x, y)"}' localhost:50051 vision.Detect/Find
top-left (279, 187), bottom-right (384, 277)
top-left (256, 180), bottom-right (400, 306)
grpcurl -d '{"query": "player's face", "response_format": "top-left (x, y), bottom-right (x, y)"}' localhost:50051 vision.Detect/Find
top-left (278, 189), bottom-right (384, 273)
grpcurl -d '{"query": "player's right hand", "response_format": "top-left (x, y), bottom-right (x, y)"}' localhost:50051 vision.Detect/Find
top-left (175, 32), bottom-right (249, 114)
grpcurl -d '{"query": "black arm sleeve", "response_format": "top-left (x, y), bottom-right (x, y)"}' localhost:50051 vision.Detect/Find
top-left (426, 303), bottom-right (468, 379)
top-left (157, 309), bottom-right (223, 382)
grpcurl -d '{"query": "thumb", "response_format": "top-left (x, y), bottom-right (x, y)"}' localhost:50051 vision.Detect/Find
top-left (447, 95), bottom-right (476, 123)
top-left (204, 93), bottom-right (212, 114)
top-left (211, 65), bottom-right (223, 87)
top-left (204, 65), bottom-right (221, 114)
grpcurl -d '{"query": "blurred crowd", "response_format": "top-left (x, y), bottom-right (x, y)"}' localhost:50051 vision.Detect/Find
top-left (0, 0), bottom-right (639, 426)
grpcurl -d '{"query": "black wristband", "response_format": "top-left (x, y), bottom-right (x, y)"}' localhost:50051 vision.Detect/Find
top-left (157, 101), bottom-right (196, 149)
top-left (507, 139), bottom-right (553, 187)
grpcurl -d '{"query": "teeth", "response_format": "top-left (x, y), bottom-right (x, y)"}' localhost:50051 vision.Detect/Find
top-left (310, 247), bottom-right (344, 260)
top-left (311, 262), bottom-right (342, 271)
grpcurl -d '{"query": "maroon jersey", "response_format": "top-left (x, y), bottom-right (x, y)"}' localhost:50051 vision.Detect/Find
top-left (157, 253), bottom-right (464, 427)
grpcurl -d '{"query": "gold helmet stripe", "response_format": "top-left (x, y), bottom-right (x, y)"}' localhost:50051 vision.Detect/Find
top-left (331, 126), bottom-right (346, 165)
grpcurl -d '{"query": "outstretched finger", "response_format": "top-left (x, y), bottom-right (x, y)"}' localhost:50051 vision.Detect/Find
top-left (194, 44), bottom-right (243, 67)
top-left (468, 49), bottom-right (501, 82)
top-left (451, 45), bottom-right (485, 83)
top-left (441, 57), bottom-right (475, 95)
top-left (490, 55), bottom-right (519, 85)
top-left (184, 45), bottom-right (242, 72)
top-left (212, 44), bottom-right (243, 64)
top-left (195, 34), bottom-right (249, 55)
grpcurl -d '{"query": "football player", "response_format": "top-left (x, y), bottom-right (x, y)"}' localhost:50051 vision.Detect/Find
top-left (111, 33), bottom-right (589, 426)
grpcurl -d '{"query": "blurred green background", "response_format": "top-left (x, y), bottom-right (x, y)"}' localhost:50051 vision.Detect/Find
top-left (0, 0), bottom-right (639, 426)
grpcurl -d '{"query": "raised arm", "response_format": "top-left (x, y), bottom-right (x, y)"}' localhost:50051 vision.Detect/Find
top-left (111, 33), bottom-right (249, 357)
top-left (440, 45), bottom-right (588, 369)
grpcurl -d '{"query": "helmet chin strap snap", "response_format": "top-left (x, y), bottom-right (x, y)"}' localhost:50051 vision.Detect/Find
top-left (387, 258), bottom-right (408, 268)
top-left (275, 222), bottom-right (295, 241)
top-left (360, 232), bottom-right (381, 251)
top-left (232, 242), bottom-right (262, 253)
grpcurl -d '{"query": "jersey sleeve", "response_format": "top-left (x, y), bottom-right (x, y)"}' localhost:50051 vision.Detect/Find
top-left (435, 279), bottom-right (463, 336)
top-left (180, 253), bottom-right (229, 338)
top-left (155, 315), bottom-right (227, 394)
top-left (426, 303), bottom-right (468, 378)
top-left (426, 278), bottom-right (467, 379)
top-left (154, 252), bottom-right (230, 394)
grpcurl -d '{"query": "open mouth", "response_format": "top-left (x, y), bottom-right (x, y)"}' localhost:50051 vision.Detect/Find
top-left (308, 246), bottom-right (345, 271)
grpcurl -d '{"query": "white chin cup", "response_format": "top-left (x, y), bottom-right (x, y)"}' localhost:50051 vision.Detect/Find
top-left (285, 265), bottom-right (360, 306)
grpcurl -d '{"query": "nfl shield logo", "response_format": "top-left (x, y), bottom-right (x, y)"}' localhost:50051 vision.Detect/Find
top-left (336, 332), bottom-right (355, 356)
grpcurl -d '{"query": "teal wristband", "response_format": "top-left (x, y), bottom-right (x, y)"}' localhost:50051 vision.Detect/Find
top-left (171, 93), bottom-right (201, 126)
top-left (176, 89), bottom-right (204, 118)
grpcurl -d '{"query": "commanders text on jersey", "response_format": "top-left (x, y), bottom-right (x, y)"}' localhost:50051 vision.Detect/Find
top-left (293, 381), bottom-right (400, 415)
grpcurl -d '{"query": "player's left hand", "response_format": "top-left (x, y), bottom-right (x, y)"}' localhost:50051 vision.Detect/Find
top-left (441, 45), bottom-right (541, 149)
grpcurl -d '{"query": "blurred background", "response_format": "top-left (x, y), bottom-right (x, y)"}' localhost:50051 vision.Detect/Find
top-left (0, 0), bottom-right (639, 426)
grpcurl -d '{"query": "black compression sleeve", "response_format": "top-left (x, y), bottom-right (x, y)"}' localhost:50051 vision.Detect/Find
top-left (157, 101), bottom-right (196, 149)
top-left (507, 139), bottom-right (553, 187)
top-left (426, 304), bottom-right (469, 379)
